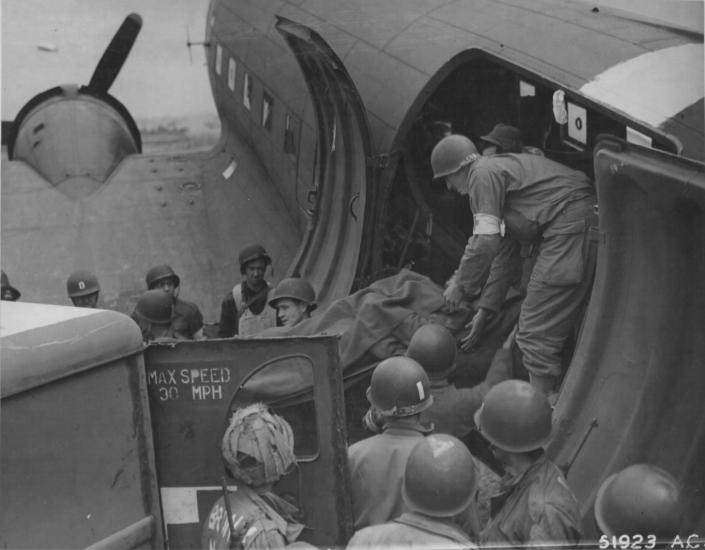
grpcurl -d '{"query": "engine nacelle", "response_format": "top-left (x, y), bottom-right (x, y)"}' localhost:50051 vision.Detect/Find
top-left (8, 84), bottom-right (141, 199)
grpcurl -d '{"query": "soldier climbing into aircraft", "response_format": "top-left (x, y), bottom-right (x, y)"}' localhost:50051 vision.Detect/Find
top-left (145, 264), bottom-right (204, 339)
top-left (219, 244), bottom-right (277, 337)
top-left (432, 134), bottom-right (597, 396)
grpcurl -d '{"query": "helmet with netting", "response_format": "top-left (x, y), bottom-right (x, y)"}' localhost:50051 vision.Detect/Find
top-left (222, 402), bottom-right (296, 487)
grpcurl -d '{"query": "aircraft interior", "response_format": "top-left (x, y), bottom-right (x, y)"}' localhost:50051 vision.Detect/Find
top-left (378, 52), bottom-right (675, 288)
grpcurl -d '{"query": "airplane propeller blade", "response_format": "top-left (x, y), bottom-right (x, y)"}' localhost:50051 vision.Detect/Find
top-left (87, 12), bottom-right (142, 93)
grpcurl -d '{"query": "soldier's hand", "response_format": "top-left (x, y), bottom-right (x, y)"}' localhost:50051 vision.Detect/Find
top-left (460, 308), bottom-right (489, 351)
top-left (443, 283), bottom-right (465, 313)
top-left (502, 324), bottom-right (519, 350)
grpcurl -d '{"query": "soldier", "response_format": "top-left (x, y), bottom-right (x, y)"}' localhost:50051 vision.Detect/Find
top-left (1, 270), bottom-right (21, 301)
top-left (131, 289), bottom-right (174, 343)
top-left (480, 123), bottom-right (545, 157)
top-left (594, 463), bottom-right (683, 540)
top-left (408, 323), bottom-right (515, 438)
top-left (201, 403), bottom-right (305, 549)
top-left (432, 134), bottom-right (596, 396)
top-left (145, 264), bottom-right (204, 339)
top-left (219, 244), bottom-right (277, 337)
top-left (476, 379), bottom-right (581, 547)
top-left (268, 277), bottom-right (317, 328)
top-left (348, 356), bottom-right (432, 530)
top-left (66, 270), bottom-right (101, 308)
top-left (480, 123), bottom-right (523, 155)
top-left (347, 434), bottom-right (479, 549)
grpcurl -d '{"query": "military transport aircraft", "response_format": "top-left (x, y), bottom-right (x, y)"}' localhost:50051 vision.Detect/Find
top-left (2, 0), bottom-right (704, 547)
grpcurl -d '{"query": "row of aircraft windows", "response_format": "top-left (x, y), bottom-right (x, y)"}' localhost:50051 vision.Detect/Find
top-left (215, 43), bottom-right (297, 155)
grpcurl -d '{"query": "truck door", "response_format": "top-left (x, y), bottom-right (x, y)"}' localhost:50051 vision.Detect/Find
top-left (144, 336), bottom-right (352, 549)
top-left (275, 17), bottom-right (374, 306)
top-left (548, 136), bottom-right (705, 535)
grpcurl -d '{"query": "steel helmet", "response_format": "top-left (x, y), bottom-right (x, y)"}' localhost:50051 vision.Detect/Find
top-left (145, 264), bottom-right (180, 289)
top-left (238, 244), bottom-right (272, 273)
top-left (366, 356), bottom-right (433, 417)
top-left (269, 277), bottom-right (317, 311)
top-left (403, 434), bottom-right (477, 517)
top-left (406, 324), bottom-right (457, 377)
top-left (132, 289), bottom-right (173, 324)
top-left (430, 134), bottom-right (479, 178)
top-left (222, 402), bottom-right (296, 487)
top-left (474, 379), bottom-right (553, 452)
top-left (1, 270), bottom-right (21, 301)
top-left (594, 464), bottom-right (683, 538)
top-left (66, 270), bottom-right (101, 298)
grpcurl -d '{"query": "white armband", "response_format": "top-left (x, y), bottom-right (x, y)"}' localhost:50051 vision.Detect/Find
top-left (473, 213), bottom-right (503, 235)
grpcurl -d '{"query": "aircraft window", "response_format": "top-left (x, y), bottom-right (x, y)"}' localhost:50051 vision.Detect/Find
top-left (227, 58), bottom-right (236, 91)
top-left (262, 92), bottom-right (274, 132)
top-left (284, 112), bottom-right (298, 155)
top-left (520, 80), bottom-right (535, 97)
top-left (231, 354), bottom-right (319, 459)
top-left (243, 72), bottom-right (252, 110)
top-left (215, 44), bottom-right (222, 76)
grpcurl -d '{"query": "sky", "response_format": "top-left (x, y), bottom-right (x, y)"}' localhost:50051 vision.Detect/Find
top-left (1, 0), bottom-right (217, 124)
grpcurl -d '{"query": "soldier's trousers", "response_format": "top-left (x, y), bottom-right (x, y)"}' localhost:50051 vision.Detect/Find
top-left (516, 198), bottom-right (597, 380)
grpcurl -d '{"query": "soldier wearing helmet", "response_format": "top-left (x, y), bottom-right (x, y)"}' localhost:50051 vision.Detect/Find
top-left (145, 264), bottom-right (204, 340)
top-left (404, 323), bottom-right (515, 439)
top-left (475, 379), bottom-right (581, 547)
top-left (131, 289), bottom-right (175, 342)
top-left (432, 134), bottom-right (596, 396)
top-left (347, 434), bottom-right (479, 549)
top-left (66, 270), bottom-right (101, 308)
top-left (268, 277), bottom-right (317, 328)
top-left (1, 270), bottom-right (21, 301)
top-left (347, 356), bottom-right (434, 530)
top-left (594, 464), bottom-right (683, 540)
top-left (201, 403), bottom-right (305, 549)
top-left (218, 244), bottom-right (277, 337)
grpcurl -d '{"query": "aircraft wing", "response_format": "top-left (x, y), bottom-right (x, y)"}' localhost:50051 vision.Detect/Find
top-left (1, 134), bottom-right (302, 322)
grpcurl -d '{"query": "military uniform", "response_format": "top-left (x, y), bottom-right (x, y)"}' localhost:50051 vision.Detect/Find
top-left (202, 485), bottom-right (304, 550)
top-left (422, 348), bottom-right (512, 438)
top-left (347, 511), bottom-right (477, 549)
top-left (481, 454), bottom-right (581, 548)
top-left (171, 297), bottom-right (203, 339)
top-left (454, 153), bottom-right (596, 381)
top-left (218, 283), bottom-right (276, 337)
top-left (347, 423), bottom-right (426, 529)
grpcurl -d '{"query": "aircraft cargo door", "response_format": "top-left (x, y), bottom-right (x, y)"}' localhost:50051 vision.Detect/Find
top-left (276, 17), bottom-right (374, 308)
top-left (144, 336), bottom-right (352, 549)
top-left (549, 136), bottom-right (705, 535)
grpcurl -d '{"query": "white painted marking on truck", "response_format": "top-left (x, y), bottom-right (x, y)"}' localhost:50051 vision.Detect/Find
top-left (160, 486), bottom-right (238, 525)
